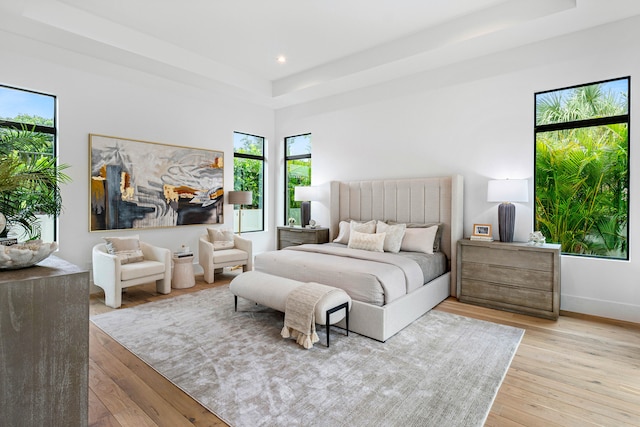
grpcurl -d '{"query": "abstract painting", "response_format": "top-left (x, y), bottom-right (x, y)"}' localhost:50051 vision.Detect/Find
top-left (89, 134), bottom-right (224, 231)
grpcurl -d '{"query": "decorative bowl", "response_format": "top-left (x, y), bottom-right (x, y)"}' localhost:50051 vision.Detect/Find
top-left (0, 240), bottom-right (58, 270)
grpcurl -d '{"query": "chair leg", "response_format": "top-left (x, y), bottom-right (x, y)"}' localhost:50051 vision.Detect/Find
top-left (203, 265), bottom-right (214, 284)
top-left (156, 277), bottom-right (171, 295)
top-left (103, 285), bottom-right (122, 309)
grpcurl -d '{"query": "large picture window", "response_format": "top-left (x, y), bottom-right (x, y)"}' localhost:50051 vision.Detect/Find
top-left (233, 132), bottom-right (264, 233)
top-left (534, 77), bottom-right (629, 259)
top-left (0, 84), bottom-right (59, 241)
top-left (284, 134), bottom-right (311, 226)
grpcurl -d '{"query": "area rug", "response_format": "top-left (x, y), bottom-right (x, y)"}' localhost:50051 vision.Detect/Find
top-left (91, 285), bottom-right (524, 427)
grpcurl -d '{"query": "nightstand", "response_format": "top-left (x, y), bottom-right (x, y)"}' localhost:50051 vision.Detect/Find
top-left (456, 238), bottom-right (561, 319)
top-left (277, 226), bottom-right (330, 249)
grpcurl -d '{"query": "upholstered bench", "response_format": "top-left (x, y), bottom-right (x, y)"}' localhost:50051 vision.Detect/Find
top-left (229, 271), bottom-right (351, 347)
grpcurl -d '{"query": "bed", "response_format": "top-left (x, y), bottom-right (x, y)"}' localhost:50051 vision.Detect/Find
top-left (255, 175), bottom-right (464, 342)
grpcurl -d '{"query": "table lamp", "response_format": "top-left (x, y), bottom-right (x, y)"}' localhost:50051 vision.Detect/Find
top-left (487, 179), bottom-right (528, 242)
top-left (294, 186), bottom-right (319, 228)
top-left (228, 190), bottom-right (252, 234)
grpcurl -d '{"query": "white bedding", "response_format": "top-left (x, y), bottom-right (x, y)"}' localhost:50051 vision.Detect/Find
top-left (254, 243), bottom-right (446, 306)
top-left (258, 175), bottom-right (463, 342)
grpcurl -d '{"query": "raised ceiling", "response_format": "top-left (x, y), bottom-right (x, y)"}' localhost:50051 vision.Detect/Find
top-left (1, 0), bottom-right (640, 108)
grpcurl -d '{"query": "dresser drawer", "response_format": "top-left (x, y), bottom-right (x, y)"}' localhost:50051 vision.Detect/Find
top-left (460, 279), bottom-right (553, 312)
top-left (277, 227), bottom-right (330, 249)
top-left (460, 261), bottom-right (554, 291)
top-left (279, 229), bottom-right (319, 245)
top-left (461, 244), bottom-right (554, 271)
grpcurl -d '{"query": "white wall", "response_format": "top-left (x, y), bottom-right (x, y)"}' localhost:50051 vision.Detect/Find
top-left (0, 31), bottom-right (276, 279)
top-left (276, 16), bottom-right (640, 323)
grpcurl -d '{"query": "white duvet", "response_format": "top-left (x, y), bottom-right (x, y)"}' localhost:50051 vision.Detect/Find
top-left (254, 243), bottom-right (425, 306)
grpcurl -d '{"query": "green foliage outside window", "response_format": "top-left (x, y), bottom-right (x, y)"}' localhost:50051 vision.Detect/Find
top-left (233, 134), bottom-right (263, 208)
top-left (1, 85), bottom-right (65, 240)
top-left (1, 114), bottom-right (53, 127)
top-left (285, 134), bottom-right (311, 225)
top-left (0, 126), bottom-right (70, 239)
top-left (233, 132), bottom-right (264, 233)
top-left (535, 78), bottom-right (629, 258)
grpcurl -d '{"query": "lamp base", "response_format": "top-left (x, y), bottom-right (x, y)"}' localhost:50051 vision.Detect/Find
top-left (300, 201), bottom-right (311, 228)
top-left (498, 202), bottom-right (516, 242)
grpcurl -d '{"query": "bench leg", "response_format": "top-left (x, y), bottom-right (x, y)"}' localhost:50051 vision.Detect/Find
top-left (325, 302), bottom-right (349, 347)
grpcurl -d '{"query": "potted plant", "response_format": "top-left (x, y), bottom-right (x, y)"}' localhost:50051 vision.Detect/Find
top-left (0, 126), bottom-right (70, 240)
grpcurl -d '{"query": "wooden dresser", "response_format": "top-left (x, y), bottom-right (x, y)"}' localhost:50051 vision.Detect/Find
top-left (0, 256), bottom-right (89, 425)
top-left (277, 226), bottom-right (330, 249)
top-left (456, 239), bottom-right (561, 319)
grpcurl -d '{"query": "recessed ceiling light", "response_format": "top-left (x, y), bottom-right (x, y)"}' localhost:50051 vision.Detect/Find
top-left (276, 55), bottom-right (286, 64)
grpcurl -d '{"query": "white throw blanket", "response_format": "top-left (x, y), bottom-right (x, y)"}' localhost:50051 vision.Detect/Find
top-left (281, 282), bottom-right (337, 349)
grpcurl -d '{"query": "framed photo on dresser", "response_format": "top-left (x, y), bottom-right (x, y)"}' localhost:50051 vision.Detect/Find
top-left (472, 223), bottom-right (492, 238)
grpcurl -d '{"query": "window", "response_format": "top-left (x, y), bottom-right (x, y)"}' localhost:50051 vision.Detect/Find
top-left (534, 77), bottom-right (629, 259)
top-left (233, 132), bottom-right (264, 233)
top-left (284, 134), bottom-right (311, 225)
top-left (0, 84), bottom-right (59, 241)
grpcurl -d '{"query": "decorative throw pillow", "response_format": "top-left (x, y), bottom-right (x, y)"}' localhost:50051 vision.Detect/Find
top-left (348, 230), bottom-right (386, 252)
top-left (389, 221), bottom-right (444, 252)
top-left (400, 225), bottom-right (438, 254)
top-left (207, 227), bottom-right (235, 250)
top-left (333, 219), bottom-right (377, 244)
top-left (333, 221), bottom-right (351, 244)
top-left (103, 235), bottom-right (144, 264)
top-left (350, 219), bottom-right (377, 234)
top-left (376, 221), bottom-right (406, 253)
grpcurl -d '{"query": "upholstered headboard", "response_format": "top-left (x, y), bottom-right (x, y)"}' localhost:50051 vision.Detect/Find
top-left (328, 175), bottom-right (464, 296)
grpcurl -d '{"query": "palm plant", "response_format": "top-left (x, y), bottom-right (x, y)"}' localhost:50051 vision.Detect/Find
top-left (0, 126), bottom-right (70, 239)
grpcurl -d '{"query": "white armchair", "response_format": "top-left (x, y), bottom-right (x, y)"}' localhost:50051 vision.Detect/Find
top-left (92, 241), bottom-right (172, 308)
top-left (199, 232), bottom-right (253, 284)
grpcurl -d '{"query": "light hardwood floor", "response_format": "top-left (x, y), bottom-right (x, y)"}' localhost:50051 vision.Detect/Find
top-left (89, 272), bottom-right (640, 427)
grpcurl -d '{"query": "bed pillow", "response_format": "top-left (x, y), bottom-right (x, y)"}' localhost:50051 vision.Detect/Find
top-left (207, 227), bottom-right (235, 250)
top-left (351, 219), bottom-right (377, 234)
top-left (103, 235), bottom-right (144, 264)
top-left (389, 221), bottom-right (444, 252)
top-left (400, 225), bottom-right (439, 254)
top-left (333, 219), bottom-right (377, 244)
top-left (333, 221), bottom-right (351, 244)
top-left (348, 230), bottom-right (386, 252)
top-left (376, 221), bottom-right (406, 253)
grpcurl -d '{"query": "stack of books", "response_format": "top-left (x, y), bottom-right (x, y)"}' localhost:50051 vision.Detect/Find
top-left (470, 235), bottom-right (493, 242)
top-left (175, 251), bottom-right (193, 258)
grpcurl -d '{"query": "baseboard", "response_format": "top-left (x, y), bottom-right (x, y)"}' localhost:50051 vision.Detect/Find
top-left (561, 294), bottom-right (640, 324)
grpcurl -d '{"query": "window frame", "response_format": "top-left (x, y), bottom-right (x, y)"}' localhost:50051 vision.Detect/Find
top-left (284, 133), bottom-right (312, 225)
top-left (233, 131), bottom-right (265, 233)
top-left (0, 84), bottom-right (58, 241)
top-left (533, 76), bottom-right (630, 260)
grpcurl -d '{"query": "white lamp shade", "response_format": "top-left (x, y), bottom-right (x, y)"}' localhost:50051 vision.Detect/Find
top-left (294, 186), bottom-right (319, 202)
top-left (487, 179), bottom-right (529, 203)
top-left (228, 191), bottom-right (252, 205)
